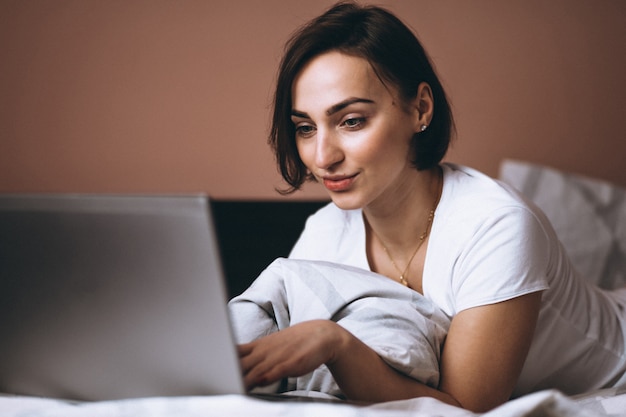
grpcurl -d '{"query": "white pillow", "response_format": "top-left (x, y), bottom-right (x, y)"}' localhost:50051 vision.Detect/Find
top-left (499, 159), bottom-right (626, 290)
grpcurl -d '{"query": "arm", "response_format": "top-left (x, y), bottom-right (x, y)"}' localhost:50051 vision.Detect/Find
top-left (335, 291), bottom-right (541, 410)
top-left (438, 291), bottom-right (542, 411)
top-left (238, 319), bottom-right (458, 405)
top-left (239, 291), bottom-right (541, 412)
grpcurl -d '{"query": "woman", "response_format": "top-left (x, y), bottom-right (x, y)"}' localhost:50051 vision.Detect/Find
top-left (237, 2), bottom-right (626, 412)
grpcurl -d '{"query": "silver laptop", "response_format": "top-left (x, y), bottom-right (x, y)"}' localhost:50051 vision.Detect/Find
top-left (0, 194), bottom-right (246, 401)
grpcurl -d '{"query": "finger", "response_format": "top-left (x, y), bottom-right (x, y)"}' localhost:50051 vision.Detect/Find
top-left (238, 344), bottom-right (276, 379)
top-left (239, 348), bottom-right (261, 374)
top-left (242, 358), bottom-right (276, 390)
top-left (237, 343), bottom-right (253, 357)
top-left (244, 370), bottom-right (269, 390)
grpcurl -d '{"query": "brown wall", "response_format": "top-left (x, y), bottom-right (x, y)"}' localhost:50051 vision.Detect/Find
top-left (1, 0), bottom-right (625, 200)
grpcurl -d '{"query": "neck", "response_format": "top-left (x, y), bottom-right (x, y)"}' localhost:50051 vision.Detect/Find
top-left (364, 166), bottom-right (441, 250)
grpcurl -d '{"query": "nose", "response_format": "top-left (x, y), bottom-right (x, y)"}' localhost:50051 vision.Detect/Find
top-left (314, 128), bottom-right (344, 171)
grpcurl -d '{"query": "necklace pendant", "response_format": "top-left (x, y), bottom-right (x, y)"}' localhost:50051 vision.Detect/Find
top-left (399, 275), bottom-right (409, 286)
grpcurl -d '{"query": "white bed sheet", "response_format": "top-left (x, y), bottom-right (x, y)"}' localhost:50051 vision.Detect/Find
top-left (2, 389), bottom-right (625, 417)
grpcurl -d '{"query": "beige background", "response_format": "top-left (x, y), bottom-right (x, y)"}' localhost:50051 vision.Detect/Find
top-left (1, 0), bottom-right (625, 200)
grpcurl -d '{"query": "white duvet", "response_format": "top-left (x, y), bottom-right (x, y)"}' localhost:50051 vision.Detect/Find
top-left (228, 258), bottom-right (450, 397)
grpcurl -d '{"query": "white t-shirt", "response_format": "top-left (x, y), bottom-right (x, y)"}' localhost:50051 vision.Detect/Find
top-left (289, 163), bottom-right (626, 396)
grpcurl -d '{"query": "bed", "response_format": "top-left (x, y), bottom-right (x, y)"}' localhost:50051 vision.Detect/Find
top-left (2, 160), bottom-right (625, 416)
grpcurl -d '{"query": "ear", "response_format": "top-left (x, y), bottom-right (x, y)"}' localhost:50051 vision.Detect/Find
top-left (410, 82), bottom-right (434, 132)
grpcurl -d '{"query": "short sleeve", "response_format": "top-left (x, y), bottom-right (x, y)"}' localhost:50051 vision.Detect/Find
top-left (452, 206), bottom-right (551, 312)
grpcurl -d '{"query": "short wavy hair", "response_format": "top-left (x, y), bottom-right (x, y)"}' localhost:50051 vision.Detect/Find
top-left (269, 2), bottom-right (454, 194)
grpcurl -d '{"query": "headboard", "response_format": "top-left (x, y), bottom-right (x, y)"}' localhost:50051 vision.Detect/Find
top-left (211, 200), bottom-right (328, 299)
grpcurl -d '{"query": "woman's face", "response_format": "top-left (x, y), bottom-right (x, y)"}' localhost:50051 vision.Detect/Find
top-left (291, 51), bottom-right (426, 211)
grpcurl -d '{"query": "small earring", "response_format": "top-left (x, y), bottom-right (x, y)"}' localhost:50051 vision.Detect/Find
top-left (420, 124), bottom-right (428, 132)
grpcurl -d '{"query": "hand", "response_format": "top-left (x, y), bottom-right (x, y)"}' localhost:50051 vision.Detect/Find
top-left (239, 318), bottom-right (458, 406)
top-left (238, 320), bottom-right (345, 390)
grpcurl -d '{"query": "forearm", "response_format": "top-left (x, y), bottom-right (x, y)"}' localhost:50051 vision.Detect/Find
top-left (240, 319), bottom-right (460, 406)
top-left (327, 323), bottom-right (460, 406)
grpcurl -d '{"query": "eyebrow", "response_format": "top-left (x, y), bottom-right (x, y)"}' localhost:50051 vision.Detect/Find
top-left (291, 97), bottom-right (375, 119)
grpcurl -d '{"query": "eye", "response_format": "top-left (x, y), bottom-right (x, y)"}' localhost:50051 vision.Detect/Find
top-left (341, 117), bottom-right (366, 130)
top-left (295, 124), bottom-right (316, 138)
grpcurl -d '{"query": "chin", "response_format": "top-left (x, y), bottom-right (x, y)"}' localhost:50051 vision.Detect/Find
top-left (328, 193), bottom-right (366, 211)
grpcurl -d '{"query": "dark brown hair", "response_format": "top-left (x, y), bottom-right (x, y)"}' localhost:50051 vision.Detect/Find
top-left (269, 2), bottom-right (454, 193)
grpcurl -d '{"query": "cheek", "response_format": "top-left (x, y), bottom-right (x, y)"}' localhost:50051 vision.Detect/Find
top-left (345, 129), bottom-right (395, 164)
top-left (346, 142), bottom-right (379, 165)
top-left (355, 131), bottom-right (413, 171)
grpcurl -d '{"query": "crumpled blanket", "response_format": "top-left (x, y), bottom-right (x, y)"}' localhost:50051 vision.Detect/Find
top-left (228, 258), bottom-right (450, 398)
top-left (2, 388), bottom-right (622, 417)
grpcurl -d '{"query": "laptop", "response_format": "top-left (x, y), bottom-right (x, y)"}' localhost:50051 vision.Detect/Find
top-left (0, 194), bottom-right (247, 401)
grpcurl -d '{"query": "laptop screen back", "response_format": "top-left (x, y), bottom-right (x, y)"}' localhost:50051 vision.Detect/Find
top-left (0, 194), bottom-right (245, 401)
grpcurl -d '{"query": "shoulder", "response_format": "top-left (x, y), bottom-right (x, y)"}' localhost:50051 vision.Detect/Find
top-left (427, 164), bottom-right (554, 312)
top-left (442, 163), bottom-right (526, 207)
top-left (439, 163), bottom-right (551, 234)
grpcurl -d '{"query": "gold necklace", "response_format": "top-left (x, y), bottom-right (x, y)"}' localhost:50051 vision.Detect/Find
top-left (379, 209), bottom-right (434, 286)
top-left (373, 171), bottom-right (441, 287)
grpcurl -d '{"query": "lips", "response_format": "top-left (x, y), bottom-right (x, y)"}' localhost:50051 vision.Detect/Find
top-left (322, 173), bottom-right (358, 192)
